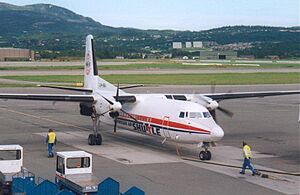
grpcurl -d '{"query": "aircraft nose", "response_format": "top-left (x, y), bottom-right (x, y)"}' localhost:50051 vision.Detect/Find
top-left (211, 125), bottom-right (224, 141)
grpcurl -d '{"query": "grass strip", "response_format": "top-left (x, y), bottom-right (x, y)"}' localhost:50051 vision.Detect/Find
top-left (1, 72), bottom-right (299, 85)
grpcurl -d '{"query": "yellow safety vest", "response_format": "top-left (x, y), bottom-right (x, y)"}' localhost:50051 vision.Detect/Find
top-left (48, 132), bottom-right (56, 144)
top-left (243, 145), bottom-right (252, 159)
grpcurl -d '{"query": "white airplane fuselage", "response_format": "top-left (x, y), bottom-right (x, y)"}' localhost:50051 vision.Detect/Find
top-left (95, 92), bottom-right (224, 144)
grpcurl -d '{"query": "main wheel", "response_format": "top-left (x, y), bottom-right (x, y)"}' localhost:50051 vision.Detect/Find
top-left (95, 133), bottom-right (102, 145)
top-left (206, 151), bottom-right (212, 160)
top-left (199, 151), bottom-right (206, 160)
top-left (88, 134), bottom-right (96, 145)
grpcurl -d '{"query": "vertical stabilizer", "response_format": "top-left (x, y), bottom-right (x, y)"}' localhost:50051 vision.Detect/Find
top-left (84, 35), bottom-right (98, 89)
top-left (84, 35), bottom-right (118, 92)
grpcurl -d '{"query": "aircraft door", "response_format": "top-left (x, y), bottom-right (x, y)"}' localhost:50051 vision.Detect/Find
top-left (162, 116), bottom-right (171, 138)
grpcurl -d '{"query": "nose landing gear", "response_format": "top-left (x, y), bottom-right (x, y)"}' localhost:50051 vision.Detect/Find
top-left (199, 142), bottom-right (212, 160)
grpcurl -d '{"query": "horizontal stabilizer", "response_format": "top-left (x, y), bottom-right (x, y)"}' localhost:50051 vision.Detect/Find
top-left (37, 84), bottom-right (93, 93)
top-left (119, 84), bottom-right (144, 90)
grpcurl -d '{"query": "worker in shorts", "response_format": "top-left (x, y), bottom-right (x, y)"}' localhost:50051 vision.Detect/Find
top-left (46, 128), bottom-right (57, 158)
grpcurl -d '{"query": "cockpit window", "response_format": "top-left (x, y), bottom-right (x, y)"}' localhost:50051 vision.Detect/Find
top-left (189, 112), bottom-right (202, 118)
top-left (179, 112), bottom-right (185, 118)
top-left (165, 95), bottom-right (172, 99)
top-left (203, 112), bottom-right (211, 118)
top-left (173, 95), bottom-right (187, 101)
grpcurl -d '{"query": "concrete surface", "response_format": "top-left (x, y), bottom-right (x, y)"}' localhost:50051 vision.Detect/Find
top-left (0, 85), bottom-right (299, 195)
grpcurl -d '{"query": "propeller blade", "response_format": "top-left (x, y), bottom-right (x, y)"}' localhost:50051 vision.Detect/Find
top-left (113, 118), bottom-right (117, 133)
top-left (218, 106), bottom-right (234, 117)
top-left (99, 109), bottom-right (112, 116)
top-left (116, 83), bottom-right (120, 101)
top-left (101, 95), bottom-right (114, 105)
top-left (210, 110), bottom-right (217, 121)
top-left (121, 109), bottom-right (138, 122)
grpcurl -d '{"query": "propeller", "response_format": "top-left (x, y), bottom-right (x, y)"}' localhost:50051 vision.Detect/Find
top-left (100, 83), bottom-right (137, 133)
top-left (198, 95), bottom-right (233, 118)
top-left (194, 82), bottom-right (234, 121)
top-left (208, 82), bottom-right (234, 120)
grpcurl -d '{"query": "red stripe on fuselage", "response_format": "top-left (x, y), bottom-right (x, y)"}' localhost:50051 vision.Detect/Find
top-left (119, 113), bottom-right (210, 134)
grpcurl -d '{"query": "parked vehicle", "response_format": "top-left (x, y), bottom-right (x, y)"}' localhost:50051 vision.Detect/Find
top-left (55, 151), bottom-right (101, 194)
top-left (0, 145), bottom-right (23, 195)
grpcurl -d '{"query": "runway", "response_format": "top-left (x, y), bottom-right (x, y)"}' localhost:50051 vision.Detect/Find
top-left (0, 85), bottom-right (299, 195)
top-left (0, 68), bottom-right (299, 76)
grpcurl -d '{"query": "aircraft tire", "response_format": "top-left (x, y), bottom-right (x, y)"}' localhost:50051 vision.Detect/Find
top-left (95, 133), bottom-right (102, 145)
top-left (88, 134), bottom-right (96, 145)
top-left (206, 151), bottom-right (212, 160)
top-left (199, 151), bottom-right (206, 160)
top-left (199, 151), bottom-right (212, 160)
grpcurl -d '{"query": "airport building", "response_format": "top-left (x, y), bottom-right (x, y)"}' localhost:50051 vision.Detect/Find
top-left (172, 42), bottom-right (182, 49)
top-left (193, 41), bottom-right (203, 48)
top-left (173, 41), bottom-right (204, 49)
top-left (0, 48), bottom-right (35, 61)
top-left (185, 42), bottom-right (192, 48)
top-left (199, 50), bottom-right (237, 60)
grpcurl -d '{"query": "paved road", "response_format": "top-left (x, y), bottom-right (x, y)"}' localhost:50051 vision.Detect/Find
top-left (0, 85), bottom-right (299, 195)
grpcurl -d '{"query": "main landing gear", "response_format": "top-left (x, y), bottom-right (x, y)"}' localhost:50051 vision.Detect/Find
top-left (199, 142), bottom-right (212, 160)
top-left (88, 113), bottom-right (102, 145)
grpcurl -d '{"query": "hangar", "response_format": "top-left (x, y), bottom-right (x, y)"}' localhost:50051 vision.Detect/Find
top-left (0, 48), bottom-right (35, 61)
top-left (199, 50), bottom-right (237, 60)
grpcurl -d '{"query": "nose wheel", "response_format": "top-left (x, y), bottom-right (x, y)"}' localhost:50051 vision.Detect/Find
top-left (88, 113), bottom-right (102, 145)
top-left (199, 150), bottom-right (211, 160)
top-left (199, 142), bottom-right (212, 160)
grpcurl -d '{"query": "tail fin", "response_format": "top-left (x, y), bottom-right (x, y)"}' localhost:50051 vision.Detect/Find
top-left (84, 35), bottom-right (116, 92)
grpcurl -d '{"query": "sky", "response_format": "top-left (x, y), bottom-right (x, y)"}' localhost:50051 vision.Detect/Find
top-left (1, 0), bottom-right (299, 31)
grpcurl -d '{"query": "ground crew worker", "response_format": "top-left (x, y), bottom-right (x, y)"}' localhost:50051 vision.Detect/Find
top-left (240, 141), bottom-right (256, 176)
top-left (46, 129), bottom-right (57, 158)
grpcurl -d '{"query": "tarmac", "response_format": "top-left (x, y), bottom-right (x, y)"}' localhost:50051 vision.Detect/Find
top-left (0, 85), bottom-right (299, 195)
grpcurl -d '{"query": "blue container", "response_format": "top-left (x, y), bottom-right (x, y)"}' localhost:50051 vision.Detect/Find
top-left (98, 177), bottom-right (120, 195)
top-left (123, 186), bottom-right (145, 195)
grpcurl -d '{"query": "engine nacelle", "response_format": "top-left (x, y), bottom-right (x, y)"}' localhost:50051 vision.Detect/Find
top-left (109, 111), bottom-right (119, 118)
top-left (109, 102), bottom-right (122, 112)
top-left (206, 100), bottom-right (219, 110)
top-left (189, 95), bottom-right (219, 110)
top-left (79, 103), bottom-right (93, 116)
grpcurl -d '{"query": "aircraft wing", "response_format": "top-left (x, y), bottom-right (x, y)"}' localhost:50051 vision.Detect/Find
top-left (204, 90), bottom-right (300, 101)
top-left (0, 94), bottom-right (94, 102)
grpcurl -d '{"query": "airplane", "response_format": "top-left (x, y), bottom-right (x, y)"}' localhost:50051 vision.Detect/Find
top-left (0, 35), bottom-right (299, 160)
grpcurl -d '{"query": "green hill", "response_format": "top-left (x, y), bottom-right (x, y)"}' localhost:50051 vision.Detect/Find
top-left (0, 2), bottom-right (299, 59)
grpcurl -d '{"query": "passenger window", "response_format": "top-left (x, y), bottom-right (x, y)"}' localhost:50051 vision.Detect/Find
top-left (179, 112), bottom-right (185, 118)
